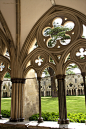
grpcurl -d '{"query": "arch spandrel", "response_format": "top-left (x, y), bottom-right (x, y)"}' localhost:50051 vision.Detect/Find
top-left (0, 11), bottom-right (15, 59)
top-left (22, 48), bottom-right (57, 77)
top-left (21, 47), bottom-right (58, 71)
top-left (20, 5), bottom-right (86, 77)
top-left (20, 5), bottom-right (86, 63)
top-left (36, 11), bottom-right (81, 53)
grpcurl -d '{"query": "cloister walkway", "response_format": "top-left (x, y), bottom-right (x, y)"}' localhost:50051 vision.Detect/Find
top-left (0, 118), bottom-right (86, 129)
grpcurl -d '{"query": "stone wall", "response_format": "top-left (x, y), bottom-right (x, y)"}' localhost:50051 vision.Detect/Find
top-left (2, 74), bottom-right (84, 99)
top-left (1, 78), bottom-right (12, 97)
top-left (23, 69), bottom-right (39, 120)
top-left (41, 74), bottom-right (84, 96)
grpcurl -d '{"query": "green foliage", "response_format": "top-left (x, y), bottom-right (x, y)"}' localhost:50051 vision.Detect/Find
top-left (66, 64), bottom-right (79, 75)
top-left (44, 25), bottom-right (71, 47)
top-left (29, 112), bottom-right (59, 121)
top-left (1, 110), bottom-right (11, 118)
top-left (67, 113), bottom-right (86, 123)
top-left (4, 72), bottom-right (11, 78)
top-left (29, 112), bottom-right (86, 123)
top-left (45, 26), bottom-right (71, 38)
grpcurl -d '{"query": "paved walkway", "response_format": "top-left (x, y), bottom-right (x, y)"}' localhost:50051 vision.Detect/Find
top-left (0, 118), bottom-right (86, 129)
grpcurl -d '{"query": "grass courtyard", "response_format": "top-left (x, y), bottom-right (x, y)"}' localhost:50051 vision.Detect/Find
top-left (41, 96), bottom-right (86, 113)
top-left (1, 96), bottom-right (86, 114)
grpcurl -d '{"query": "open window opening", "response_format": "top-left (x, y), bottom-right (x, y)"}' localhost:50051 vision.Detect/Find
top-left (1, 72), bottom-right (11, 118)
top-left (43, 17), bottom-right (75, 48)
top-left (41, 67), bottom-right (58, 113)
top-left (82, 25), bottom-right (86, 39)
top-left (65, 64), bottom-right (85, 119)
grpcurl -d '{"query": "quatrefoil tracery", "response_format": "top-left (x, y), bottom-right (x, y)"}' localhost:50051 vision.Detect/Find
top-left (76, 48), bottom-right (86, 59)
top-left (0, 62), bottom-right (5, 71)
top-left (35, 56), bottom-right (44, 66)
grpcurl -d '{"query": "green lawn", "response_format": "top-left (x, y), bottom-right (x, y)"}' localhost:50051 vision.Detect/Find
top-left (1, 98), bottom-right (11, 111)
top-left (41, 96), bottom-right (86, 113)
top-left (1, 96), bottom-right (86, 114)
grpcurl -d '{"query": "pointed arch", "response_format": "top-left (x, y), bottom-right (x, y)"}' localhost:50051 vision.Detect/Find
top-left (20, 5), bottom-right (86, 63)
top-left (60, 38), bottom-right (86, 65)
top-left (21, 47), bottom-right (58, 71)
top-left (0, 11), bottom-right (15, 55)
top-left (62, 60), bottom-right (82, 75)
top-left (38, 63), bottom-right (57, 77)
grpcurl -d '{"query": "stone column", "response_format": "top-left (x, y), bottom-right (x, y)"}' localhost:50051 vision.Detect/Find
top-left (10, 78), bottom-right (26, 122)
top-left (37, 77), bottom-right (43, 123)
top-left (81, 72), bottom-right (86, 105)
top-left (71, 90), bottom-right (72, 95)
top-left (0, 80), bottom-right (2, 119)
top-left (20, 79), bottom-right (26, 121)
top-left (76, 89), bottom-right (78, 96)
top-left (56, 75), bottom-right (69, 124)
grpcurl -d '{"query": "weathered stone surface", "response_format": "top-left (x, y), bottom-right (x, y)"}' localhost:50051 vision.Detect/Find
top-left (23, 69), bottom-right (39, 120)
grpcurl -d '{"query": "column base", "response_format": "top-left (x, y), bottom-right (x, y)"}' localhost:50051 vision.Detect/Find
top-left (38, 117), bottom-right (43, 123)
top-left (19, 118), bottom-right (24, 122)
top-left (10, 118), bottom-right (18, 122)
top-left (0, 114), bottom-right (2, 119)
top-left (58, 118), bottom-right (69, 124)
top-left (65, 118), bottom-right (69, 124)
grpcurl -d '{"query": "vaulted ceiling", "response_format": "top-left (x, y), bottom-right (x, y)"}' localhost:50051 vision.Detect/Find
top-left (0, 0), bottom-right (86, 48)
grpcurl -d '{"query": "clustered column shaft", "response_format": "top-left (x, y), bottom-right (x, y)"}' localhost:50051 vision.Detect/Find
top-left (37, 77), bottom-right (43, 123)
top-left (81, 72), bottom-right (86, 106)
top-left (10, 78), bottom-right (25, 122)
top-left (56, 75), bottom-right (69, 124)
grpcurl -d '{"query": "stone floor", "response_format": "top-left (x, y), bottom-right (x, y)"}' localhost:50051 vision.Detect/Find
top-left (0, 118), bottom-right (86, 129)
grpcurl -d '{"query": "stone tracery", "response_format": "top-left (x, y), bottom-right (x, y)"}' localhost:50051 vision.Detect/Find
top-left (0, 2), bottom-right (86, 125)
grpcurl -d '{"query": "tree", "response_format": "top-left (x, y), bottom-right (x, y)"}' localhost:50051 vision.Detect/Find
top-left (66, 64), bottom-right (79, 75)
top-left (4, 72), bottom-right (11, 78)
top-left (44, 25), bottom-right (71, 47)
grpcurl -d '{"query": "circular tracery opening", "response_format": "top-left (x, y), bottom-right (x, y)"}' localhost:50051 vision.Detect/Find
top-left (64, 21), bottom-right (75, 30)
top-left (52, 17), bottom-right (62, 27)
top-left (42, 17), bottom-right (75, 48)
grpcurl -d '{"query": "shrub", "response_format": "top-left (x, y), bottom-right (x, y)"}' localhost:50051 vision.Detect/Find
top-left (1, 110), bottom-right (11, 118)
top-left (29, 112), bottom-right (86, 123)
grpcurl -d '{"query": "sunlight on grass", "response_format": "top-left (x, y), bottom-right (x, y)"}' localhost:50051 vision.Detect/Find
top-left (1, 98), bottom-right (11, 111)
top-left (1, 96), bottom-right (86, 114)
top-left (41, 96), bottom-right (86, 114)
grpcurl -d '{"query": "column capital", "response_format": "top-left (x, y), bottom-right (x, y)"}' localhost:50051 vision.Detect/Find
top-left (56, 74), bottom-right (65, 80)
top-left (0, 81), bottom-right (2, 85)
top-left (11, 78), bottom-right (26, 84)
top-left (37, 77), bottom-right (41, 81)
top-left (81, 72), bottom-right (86, 77)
